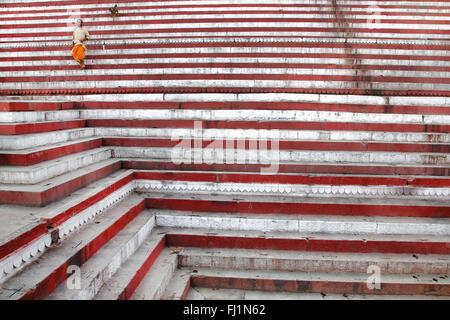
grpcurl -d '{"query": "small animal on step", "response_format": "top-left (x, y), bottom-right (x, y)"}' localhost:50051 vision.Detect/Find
top-left (109, 4), bottom-right (119, 17)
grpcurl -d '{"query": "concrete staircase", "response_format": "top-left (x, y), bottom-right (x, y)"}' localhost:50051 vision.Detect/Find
top-left (0, 0), bottom-right (449, 300)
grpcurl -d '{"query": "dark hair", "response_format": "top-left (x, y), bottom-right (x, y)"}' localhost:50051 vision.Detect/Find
top-left (77, 19), bottom-right (83, 26)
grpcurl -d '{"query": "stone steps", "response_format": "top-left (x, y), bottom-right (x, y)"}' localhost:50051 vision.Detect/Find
top-left (154, 209), bottom-right (450, 236)
top-left (0, 147), bottom-right (111, 184)
top-left (0, 193), bottom-right (145, 299)
top-left (0, 159), bottom-right (121, 206)
top-left (161, 227), bottom-right (450, 255)
top-left (0, 0), bottom-right (448, 300)
top-left (0, 169), bottom-right (134, 267)
top-left (46, 207), bottom-right (155, 300)
top-left (94, 235), bottom-right (168, 300)
top-left (185, 267), bottom-right (450, 296)
top-left (0, 137), bottom-right (101, 166)
top-left (178, 247), bottom-right (450, 274)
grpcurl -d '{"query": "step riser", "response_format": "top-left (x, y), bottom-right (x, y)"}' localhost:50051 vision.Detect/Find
top-left (179, 254), bottom-right (448, 275)
top-left (139, 180), bottom-right (450, 205)
top-left (89, 119), bottom-right (450, 134)
top-left (3, 100), bottom-right (448, 115)
top-left (147, 198), bottom-right (450, 219)
top-left (0, 120), bottom-right (85, 135)
top-left (3, 147), bottom-right (449, 185)
top-left (0, 149), bottom-right (111, 185)
top-left (0, 128), bottom-right (93, 150)
top-left (103, 138), bottom-right (450, 153)
top-left (166, 234), bottom-right (450, 255)
top-left (5, 128), bottom-right (450, 149)
top-left (0, 139), bottom-right (101, 166)
top-left (190, 275), bottom-right (450, 296)
top-left (119, 147), bottom-right (450, 166)
top-left (2, 0), bottom-right (450, 10)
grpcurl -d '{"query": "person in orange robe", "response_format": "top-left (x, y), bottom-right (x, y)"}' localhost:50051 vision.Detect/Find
top-left (72, 19), bottom-right (90, 69)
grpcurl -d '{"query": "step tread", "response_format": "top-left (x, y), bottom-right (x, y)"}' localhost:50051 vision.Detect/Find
top-left (154, 209), bottom-right (450, 225)
top-left (127, 248), bottom-right (178, 300)
top-left (0, 137), bottom-right (99, 155)
top-left (184, 267), bottom-right (450, 285)
top-left (0, 158), bottom-right (121, 192)
top-left (185, 287), bottom-right (450, 300)
top-left (179, 247), bottom-right (450, 264)
top-left (161, 268), bottom-right (192, 300)
top-left (157, 226), bottom-right (450, 244)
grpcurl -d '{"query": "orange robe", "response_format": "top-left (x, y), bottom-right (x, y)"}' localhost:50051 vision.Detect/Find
top-left (72, 44), bottom-right (85, 64)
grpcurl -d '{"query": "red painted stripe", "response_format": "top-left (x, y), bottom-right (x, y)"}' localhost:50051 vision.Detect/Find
top-left (21, 199), bottom-right (146, 300)
top-left (165, 233), bottom-right (450, 255)
top-left (0, 161), bottom-right (121, 207)
top-left (0, 223), bottom-right (47, 261)
top-left (42, 171), bottom-right (133, 227)
top-left (147, 198), bottom-right (450, 218)
top-left (118, 236), bottom-right (166, 300)
top-left (190, 274), bottom-right (450, 295)
top-left (0, 139), bottom-right (102, 166)
top-left (0, 120), bottom-right (85, 135)
top-left (135, 171), bottom-right (450, 188)
top-left (104, 137), bottom-right (450, 154)
top-left (124, 160), bottom-right (450, 177)
top-left (0, 101), bottom-right (74, 111)
top-left (88, 119), bottom-right (450, 134)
